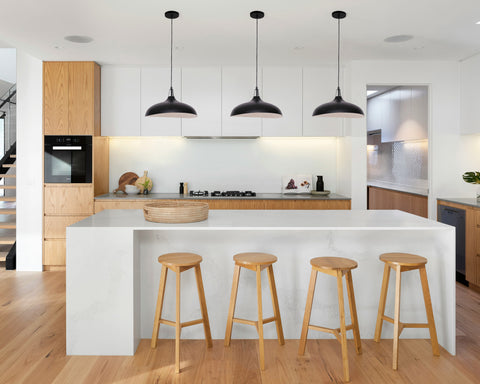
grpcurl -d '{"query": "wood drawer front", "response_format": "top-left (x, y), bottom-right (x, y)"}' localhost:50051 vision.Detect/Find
top-left (44, 185), bottom-right (93, 215)
top-left (264, 199), bottom-right (350, 210)
top-left (189, 199), bottom-right (266, 210)
top-left (44, 239), bottom-right (66, 266)
top-left (369, 186), bottom-right (427, 218)
top-left (94, 200), bottom-right (153, 213)
top-left (44, 216), bottom-right (89, 239)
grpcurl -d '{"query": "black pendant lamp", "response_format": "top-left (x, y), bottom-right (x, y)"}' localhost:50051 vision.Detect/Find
top-left (145, 11), bottom-right (197, 118)
top-left (313, 11), bottom-right (364, 118)
top-left (231, 11), bottom-right (282, 118)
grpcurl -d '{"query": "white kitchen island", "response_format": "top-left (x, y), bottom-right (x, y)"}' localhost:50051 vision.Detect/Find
top-left (66, 209), bottom-right (455, 356)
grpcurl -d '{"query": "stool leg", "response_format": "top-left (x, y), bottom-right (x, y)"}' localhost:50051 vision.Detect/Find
top-left (419, 266), bottom-right (440, 356)
top-left (267, 265), bottom-right (285, 346)
top-left (346, 270), bottom-right (362, 355)
top-left (392, 265), bottom-right (402, 371)
top-left (298, 268), bottom-right (317, 356)
top-left (256, 265), bottom-right (265, 370)
top-left (175, 267), bottom-right (181, 374)
top-left (337, 270), bottom-right (350, 382)
top-left (374, 264), bottom-right (391, 342)
top-left (225, 264), bottom-right (241, 347)
top-left (195, 265), bottom-right (212, 348)
top-left (151, 266), bottom-right (168, 348)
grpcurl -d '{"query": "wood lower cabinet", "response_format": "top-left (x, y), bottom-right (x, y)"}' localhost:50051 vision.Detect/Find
top-left (44, 185), bottom-right (94, 268)
top-left (368, 186), bottom-right (428, 218)
top-left (94, 198), bottom-right (351, 213)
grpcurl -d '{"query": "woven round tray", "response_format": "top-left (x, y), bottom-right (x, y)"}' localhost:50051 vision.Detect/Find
top-left (143, 201), bottom-right (209, 223)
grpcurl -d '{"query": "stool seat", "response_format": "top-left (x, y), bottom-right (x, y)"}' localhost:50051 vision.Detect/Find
top-left (311, 257), bottom-right (358, 271)
top-left (379, 252), bottom-right (427, 267)
top-left (158, 252), bottom-right (203, 268)
top-left (234, 252), bottom-right (277, 267)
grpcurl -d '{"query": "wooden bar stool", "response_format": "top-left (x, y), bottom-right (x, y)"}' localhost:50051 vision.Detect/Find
top-left (374, 253), bottom-right (440, 370)
top-left (299, 257), bottom-right (362, 383)
top-left (224, 252), bottom-right (285, 370)
top-left (151, 252), bottom-right (212, 374)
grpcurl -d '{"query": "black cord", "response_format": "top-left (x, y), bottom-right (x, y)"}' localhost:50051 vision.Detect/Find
top-left (255, 17), bottom-right (259, 95)
top-left (170, 17), bottom-right (173, 95)
top-left (336, 17), bottom-right (341, 96)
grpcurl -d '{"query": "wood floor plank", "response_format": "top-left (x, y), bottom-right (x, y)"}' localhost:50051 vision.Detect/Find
top-left (0, 270), bottom-right (479, 383)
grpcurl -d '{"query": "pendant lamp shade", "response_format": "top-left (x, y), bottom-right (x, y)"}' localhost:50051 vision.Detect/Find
top-left (145, 11), bottom-right (197, 118)
top-left (313, 11), bottom-right (363, 118)
top-left (231, 11), bottom-right (282, 118)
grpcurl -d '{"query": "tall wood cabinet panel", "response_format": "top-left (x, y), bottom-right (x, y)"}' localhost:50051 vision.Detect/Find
top-left (101, 66), bottom-right (141, 136)
top-left (140, 67), bottom-right (182, 136)
top-left (44, 62), bottom-right (69, 135)
top-left (262, 67), bottom-right (302, 137)
top-left (43, 61), bottom-right (100, 135)
top-left (368, 186), bottom-right (428, 218)
top-left (221, 67), bottom-right (262, 137)
top-left (181, 67), bottom-right (222, 137)
top-left (302, 67), bottom-right (343, 137)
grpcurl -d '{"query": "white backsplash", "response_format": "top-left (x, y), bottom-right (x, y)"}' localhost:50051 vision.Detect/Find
top-left (109, 137), bottom-right (338, 193)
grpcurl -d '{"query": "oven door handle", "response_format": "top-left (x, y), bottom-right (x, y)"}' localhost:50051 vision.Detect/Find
top-left (52, 146), bottom-right (82, 150)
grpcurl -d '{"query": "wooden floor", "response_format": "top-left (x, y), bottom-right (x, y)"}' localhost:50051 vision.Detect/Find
top-left (0, 270), bottom-right (479, 384)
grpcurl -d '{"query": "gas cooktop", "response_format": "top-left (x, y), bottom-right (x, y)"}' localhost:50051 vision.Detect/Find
top-left (189, 190), bottom-right (257, 197)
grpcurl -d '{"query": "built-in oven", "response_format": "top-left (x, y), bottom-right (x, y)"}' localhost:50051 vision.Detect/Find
top-left (44, 136), bottom-right (92, 183)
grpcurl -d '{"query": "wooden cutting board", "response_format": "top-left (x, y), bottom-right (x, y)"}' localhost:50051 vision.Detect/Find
top-left (113, 172), bottom-right (139, 194)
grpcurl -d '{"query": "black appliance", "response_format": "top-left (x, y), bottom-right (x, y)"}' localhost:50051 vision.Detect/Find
top-left (438, 204), bottom-right (467, 285)
top-left (44, 136), bottom-right (92, 183)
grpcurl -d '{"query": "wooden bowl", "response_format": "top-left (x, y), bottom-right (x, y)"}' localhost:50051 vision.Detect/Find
top-left (143, 201), bottom-right (209, 223)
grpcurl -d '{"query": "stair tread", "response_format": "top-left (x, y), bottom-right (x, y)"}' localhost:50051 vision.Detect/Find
top-left (10, 155), bottom-right (16, 158)
top-left (0, 209), bottom-right (15, 214)
top-left (0, 237), bottom-right (15, 244)
top-left (0, 186), bottom-right (16, 189)
top-left (2, 175), bottom-right (16, 178)
top-left (2, 164), bottom-right (15, 168)
top-left (0, 197), bottom-right (16, 202)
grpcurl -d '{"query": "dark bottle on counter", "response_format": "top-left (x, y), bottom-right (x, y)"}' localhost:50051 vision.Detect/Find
top-left (179, 182), bottom-right (184, 194)
top-left (316, 176), bottom-right (324, 192)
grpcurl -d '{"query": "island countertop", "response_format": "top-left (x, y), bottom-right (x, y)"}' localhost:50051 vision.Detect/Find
top-left (72, 208), bottom-right (449, 230)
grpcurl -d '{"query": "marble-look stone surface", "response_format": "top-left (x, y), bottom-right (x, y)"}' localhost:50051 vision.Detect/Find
top-left (66, 209), bottom-right (455, 356)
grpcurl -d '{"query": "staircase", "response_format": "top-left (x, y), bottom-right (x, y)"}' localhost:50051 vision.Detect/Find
top-left (0, 142), bottom-right (16, 269)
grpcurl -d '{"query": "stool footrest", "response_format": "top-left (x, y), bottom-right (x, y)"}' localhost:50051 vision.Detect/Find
top-left (159, 318), bottom-right (204, 328)
top-left (233, 316), bottom-right (277, 328)
top-left (381, 316), bottom-right (430, 336)
top-left (308, 324), bottom-right (354, 343)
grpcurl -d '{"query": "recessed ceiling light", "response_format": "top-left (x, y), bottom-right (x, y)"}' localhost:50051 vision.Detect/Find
top-left (384, 35), bottom-right (414, 43)
top-left (367, 90), bottom-right (378, 96)
top-left (476, 21), bottom-right (480, 24)
top-left (64, 35), bottom-right (94, 44)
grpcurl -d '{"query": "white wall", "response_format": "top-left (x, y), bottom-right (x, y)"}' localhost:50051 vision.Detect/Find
top-left (0, 48), bottom-right (17, 84)
top-left (16, 51), bottom-right (43, 271)
top-left (109, 137), bottom-right (338, 193)
top-left (347, 60), bottom-right (461, 218)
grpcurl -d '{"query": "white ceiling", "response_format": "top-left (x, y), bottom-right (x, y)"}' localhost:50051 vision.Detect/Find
top-left (1, 0), bottom-right (480, 66)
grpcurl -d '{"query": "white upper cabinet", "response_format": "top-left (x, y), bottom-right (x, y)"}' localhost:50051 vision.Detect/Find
top-left (262, 67), bottom-right (302, 137)
top-left (181, 67), bottom-right (222, 137)
top-left (367, 94), bottom-right (382, 132)
top-left (140, 68), bottom-right (181, 136)
top-left (460, 55), bottom-right (480, 134)
top-left (303, 67), bottom-right (343, 136)
top-left (221, 67), bottom-right (262, 137)
top-left (409, 86), bottom-right (428, 140)
top-left (101, 66), bottom-right (141, 136)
